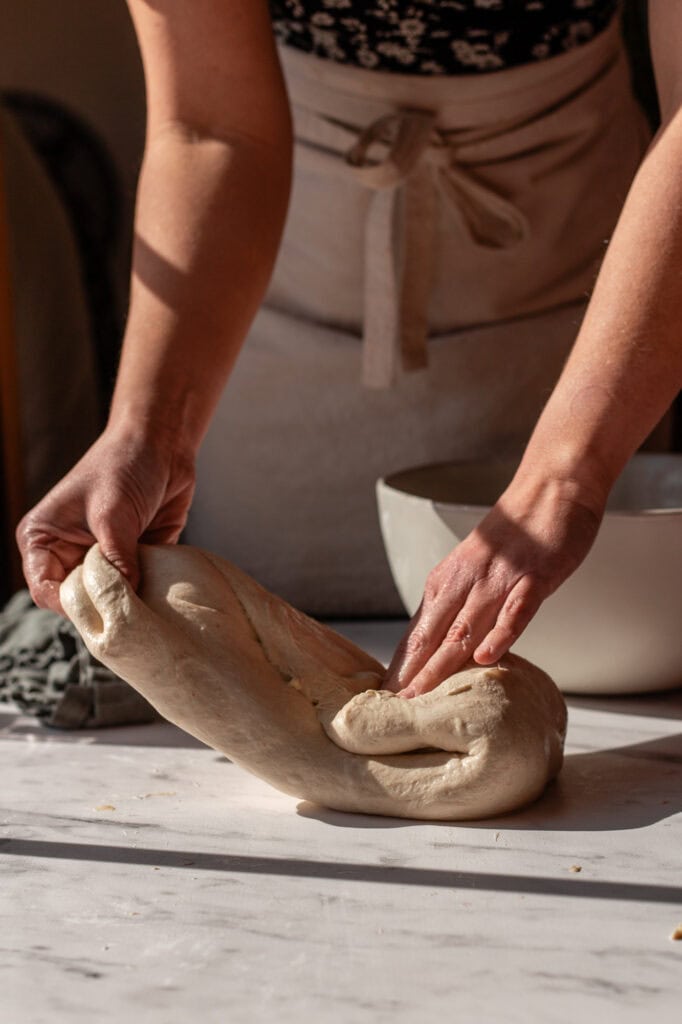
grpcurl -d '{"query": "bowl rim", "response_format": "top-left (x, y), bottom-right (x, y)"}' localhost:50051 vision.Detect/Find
top-left (378, 452), bottom-right (682, 517)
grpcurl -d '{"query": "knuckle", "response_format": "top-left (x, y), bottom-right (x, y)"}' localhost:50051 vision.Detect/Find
top-left (444, 618), bottom-right (473, 647)
top-left (15, 517), bottom-right (49, 552)
top-left (499, 583), bottom-right (542, 635)
top-left (14, 516), bottom-right (32, 549)
top-left (424, 565), bottom-right (473, 607)
top-left (503, 593), bottom-right (532, 622)
top-left (403, 624), bottom-right (431, 658)
top-left (423, 571), bottom-right (441, 602)
top-left (15, 509), bottom-right (36, 540)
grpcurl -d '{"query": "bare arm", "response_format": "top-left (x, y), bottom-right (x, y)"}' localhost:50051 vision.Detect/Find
top-left (114, 0), bottom-right (292, 448)
top-left (386, 5), bottom-right (682, 696)
top-left (18, 0), bottom-right (292, 610)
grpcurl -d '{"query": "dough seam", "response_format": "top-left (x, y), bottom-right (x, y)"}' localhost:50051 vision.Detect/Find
top-left (197, 549), bottom-right (296, 688)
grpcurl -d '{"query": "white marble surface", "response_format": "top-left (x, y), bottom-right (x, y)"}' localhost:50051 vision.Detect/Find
top-left (2, 620), bottom-right (682, 1023)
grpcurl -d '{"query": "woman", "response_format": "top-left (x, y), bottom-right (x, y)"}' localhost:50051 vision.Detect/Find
top-left (17, 1), bottom-right (682, 697)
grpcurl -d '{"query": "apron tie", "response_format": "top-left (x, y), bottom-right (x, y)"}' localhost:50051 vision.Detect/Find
top-left (344, 110), bottom-right (530, 388)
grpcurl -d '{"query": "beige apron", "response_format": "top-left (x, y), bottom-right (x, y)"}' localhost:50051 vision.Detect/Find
top-left (186, 18), bottom-right (649, 616)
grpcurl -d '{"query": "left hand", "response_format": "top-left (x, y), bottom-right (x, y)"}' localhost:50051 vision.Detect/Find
top-left (382, 471), bottom-right (604, 698)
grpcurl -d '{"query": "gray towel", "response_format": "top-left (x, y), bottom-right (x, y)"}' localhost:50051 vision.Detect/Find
top-left (0, 590), bottom-right (157, 729)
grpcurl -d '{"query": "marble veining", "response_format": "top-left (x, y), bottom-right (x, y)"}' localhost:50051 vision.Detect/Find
top-left (2, 621), bottom-right (681, 1023)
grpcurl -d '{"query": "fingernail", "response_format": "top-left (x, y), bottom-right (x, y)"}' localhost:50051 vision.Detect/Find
top-left (474, 645), bottom-right (496, 665)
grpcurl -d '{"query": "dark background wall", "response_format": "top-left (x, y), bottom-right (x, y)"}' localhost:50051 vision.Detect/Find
top-left (0, 1), bottom-right (146, 301)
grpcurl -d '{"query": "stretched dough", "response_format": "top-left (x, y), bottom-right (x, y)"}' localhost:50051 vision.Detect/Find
top-left (60, 545), bottom-right (567, 820)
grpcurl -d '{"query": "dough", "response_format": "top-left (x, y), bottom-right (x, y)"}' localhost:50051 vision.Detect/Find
top-left (60, 544), bottom-right (567, 820)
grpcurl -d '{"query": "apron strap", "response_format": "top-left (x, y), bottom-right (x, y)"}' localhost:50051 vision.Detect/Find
top-left (347, 112), bottom-right (436, 387)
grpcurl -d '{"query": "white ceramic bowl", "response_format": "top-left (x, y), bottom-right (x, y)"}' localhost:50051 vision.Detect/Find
top-left (377, 454), bottom-right (682, 695)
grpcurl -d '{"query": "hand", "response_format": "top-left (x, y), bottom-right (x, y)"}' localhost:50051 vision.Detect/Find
top-left (382, 472), bottom-right (605, 698)
top-left (16, 424), bottom-right (196, 614)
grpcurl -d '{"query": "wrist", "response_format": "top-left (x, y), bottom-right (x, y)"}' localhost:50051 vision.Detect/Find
top-left (516, 375), bottom-right (638, 512)
top-left (105, 401), bottom-right (199, 463)
top-left (107, 353), bottom-right (214, 458)
top-left (511, 445), bottom-right (611, 522)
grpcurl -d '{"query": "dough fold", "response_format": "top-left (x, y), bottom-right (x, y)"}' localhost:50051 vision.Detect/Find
top-left (60, 545), bottom-right (567, 820)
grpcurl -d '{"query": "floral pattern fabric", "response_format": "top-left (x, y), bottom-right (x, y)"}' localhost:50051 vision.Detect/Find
top-left (269, 0), bottom-right (620, 75)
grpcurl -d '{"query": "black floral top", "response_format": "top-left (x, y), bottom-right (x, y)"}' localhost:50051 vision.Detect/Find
top-left (269, 0), bottom-right (620, 75)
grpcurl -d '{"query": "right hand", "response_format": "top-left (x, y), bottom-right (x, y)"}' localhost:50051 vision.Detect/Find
top-left (16, 424), bottom-right (196, 614)
top-left (382, 469), bottom-right (604, 698)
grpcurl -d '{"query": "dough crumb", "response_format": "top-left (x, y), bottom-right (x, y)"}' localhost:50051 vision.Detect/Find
top-left (568, 864), bottom-right (582, 873)
top-left (670, 925), bottom-right (682, 941)
top-left (446, 683), bottom-right (473, 697)
top-left (95, 804), bottom-right (116, 812)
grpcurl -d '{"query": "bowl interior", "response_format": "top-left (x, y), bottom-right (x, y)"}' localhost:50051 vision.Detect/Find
top-left (383, 453), bottom-right (682, 514)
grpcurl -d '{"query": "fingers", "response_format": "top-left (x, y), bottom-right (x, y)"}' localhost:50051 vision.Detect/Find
top-left (16, 520), bottom-right (76, 614)
top-left (383, 557), bottom-right (501, 695)
top-left (393, 580), bottom-right (505, 698)
top-left (391, 573), bottom-right (548, 698)
top-left (473, 576), bottom-right (543, 666)
top-left (386, 473), bottom-right (604, 698)
top-left (398, 600), bottom-right (499, 699)
top-left (382, 594), bottom-right (463, 695)
top-left (19, 511), bottom-right (141, 613)
top-left (382, 531), bottom-right (549, 697)
top-left (23, 557), bottom-right (66, 615)
top-left (14, 430), bottom-right (196, 615)
top-left (18, 495), bottom-right (141, 612)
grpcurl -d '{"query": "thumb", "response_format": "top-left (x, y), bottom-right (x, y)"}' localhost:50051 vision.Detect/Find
top-left (96, 519), bottom-right (142, 593)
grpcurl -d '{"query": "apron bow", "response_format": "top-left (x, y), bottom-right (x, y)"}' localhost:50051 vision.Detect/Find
top-left (344, 110), bottom-right (529, 388)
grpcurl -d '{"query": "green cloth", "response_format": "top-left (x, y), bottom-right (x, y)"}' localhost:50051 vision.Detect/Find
top-left (0, 590), bottom-right (157, 729)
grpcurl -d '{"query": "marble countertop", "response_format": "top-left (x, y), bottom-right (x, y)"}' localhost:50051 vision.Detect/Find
top-left (2, 620), bottom-right (681, 1023)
